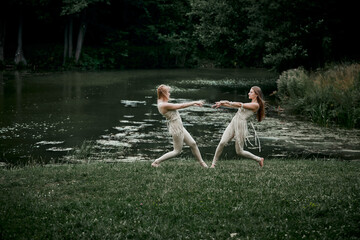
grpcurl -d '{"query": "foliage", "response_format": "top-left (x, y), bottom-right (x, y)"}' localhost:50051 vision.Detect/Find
top-left (241, 0), bottom-right (332, 71)
top-left (276, 67), bottom-right (309, 107)
top-left (1, 159), bottom-right (359, 239)
top-left (61, 0), bottom-right (110, 15)
top-left (156, 0), bottom-right (195, 67)
top-left (0, 0), bottom-right (359, 70)
top-left (25, 44), bottom-right (64, 70)
top-left (276, 63), bottom-right (360, 128)
top-left (189, 0), bottom-right (247, 67)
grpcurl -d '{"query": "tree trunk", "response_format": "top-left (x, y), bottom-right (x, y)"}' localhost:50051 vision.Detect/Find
top-left (0, 72), bottom-right (3, 95)
top-left (63, 15), bottom-right (74, 65)
top-left (0, 18), bottom-right (5, 63)
top-left (75, 11), bottom-right (87, 63)
top-left (63, 21), bottom-right (68, 65)
top-left (14, 14), bottom-right (27, 66)
top-left (68, 15), bottom-right (73, 58)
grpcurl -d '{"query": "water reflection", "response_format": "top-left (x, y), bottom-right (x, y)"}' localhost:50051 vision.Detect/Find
top-left (0, 69), bottom-right (359, 166)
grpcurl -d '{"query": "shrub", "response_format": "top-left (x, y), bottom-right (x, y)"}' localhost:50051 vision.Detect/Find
top-left (276, 67), bottom-right (309, 112)
top-left (276, 63), bottom-right (360, 128)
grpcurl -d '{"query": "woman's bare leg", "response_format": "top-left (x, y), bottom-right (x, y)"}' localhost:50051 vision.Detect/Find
top-left (183, 128), bottom-right (208, 167)
top-left (152, 134), bottom-right (184, 167)
top-left (235, 142), bottom-right (264, 167)
top-left (211, 124), bottom-right (235, 168)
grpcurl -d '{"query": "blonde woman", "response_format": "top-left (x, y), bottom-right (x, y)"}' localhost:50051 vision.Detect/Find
top-left (151, 84), bottom-right (208, 168)
top-left (211, 86), bottom-right (265, 168)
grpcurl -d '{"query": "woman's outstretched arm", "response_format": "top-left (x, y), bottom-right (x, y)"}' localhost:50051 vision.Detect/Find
top-left (213, 100), bottom-right (259, 111)
top-left (160, 100), bottom-right (204, 111)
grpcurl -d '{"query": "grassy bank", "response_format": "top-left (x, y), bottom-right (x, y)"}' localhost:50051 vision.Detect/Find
top-left (1, 159), bottom-right (359, 239)
top-left (276, 63), bottom-right (360, 128)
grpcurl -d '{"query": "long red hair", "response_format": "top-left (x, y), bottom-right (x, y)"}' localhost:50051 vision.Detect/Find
top-left (252, 86), bottom-right (265, 122)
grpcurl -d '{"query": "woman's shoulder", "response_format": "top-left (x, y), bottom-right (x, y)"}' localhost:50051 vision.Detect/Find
top-left (243, 102), bottom-right (259, 112)
top-left (158, 101), bottom-right (177, 110)
top-left (157, 101), bottom-right (170, 115)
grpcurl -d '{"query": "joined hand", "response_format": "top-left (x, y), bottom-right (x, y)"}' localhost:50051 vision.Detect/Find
top-left (212, 100), bottom-right (228, 108)
top-left (194, 100), bottom-right (205, 107)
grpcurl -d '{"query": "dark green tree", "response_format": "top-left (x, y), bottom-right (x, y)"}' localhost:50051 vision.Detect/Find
top-left (61, 0), bottom-right (110, 64)
top-left (243, 0), bottom-right (326, 70)
top-left (156, 0), bottom-right (194, 67)
top-left (189, 0), bottom-right (249, 67)
top-left (0, 9), bottom-right (6, 64)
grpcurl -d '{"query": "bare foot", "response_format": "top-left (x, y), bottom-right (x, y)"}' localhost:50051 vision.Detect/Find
top-left (210, 164), bottom-right (215, 168)
top-left (259, 158), bottom-right (264, 167)
top-left (151, 162), bottom-right (160, 167)
top-left (200, 161), bottom-right (209, 168)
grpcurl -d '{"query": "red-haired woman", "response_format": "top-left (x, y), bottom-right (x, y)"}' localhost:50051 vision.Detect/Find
top-left (151, 84), bottom-right (208, 168)
top-left (211, 86), bottom-right (265, 168)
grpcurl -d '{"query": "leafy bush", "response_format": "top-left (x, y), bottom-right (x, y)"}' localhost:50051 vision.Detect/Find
top-left (276, 63), bottom-right (360, 128)
top-left (25, 44), bottom-right (64, 70)
top-left (277, 68), bottom-right (308, 100)
top-left (276, 67), bottom-right (309, 112)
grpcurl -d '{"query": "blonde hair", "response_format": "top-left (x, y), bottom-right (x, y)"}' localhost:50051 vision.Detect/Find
top-left (157, 84), bottom-right (170, 100)
top-left (252, 86), bottom-right (265, 122)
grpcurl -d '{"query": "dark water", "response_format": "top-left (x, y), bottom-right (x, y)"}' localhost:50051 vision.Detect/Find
top-left (1, 69), bottom-right (359, 166)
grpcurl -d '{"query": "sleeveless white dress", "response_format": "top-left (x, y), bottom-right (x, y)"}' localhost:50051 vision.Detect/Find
top-left (231, 107), bottom-right (261, 151)
top-left (159, 106), bottom-right (184, 137)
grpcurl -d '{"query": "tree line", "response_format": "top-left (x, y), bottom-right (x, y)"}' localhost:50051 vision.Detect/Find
top-left (0, 0), bottom-right (359, 71)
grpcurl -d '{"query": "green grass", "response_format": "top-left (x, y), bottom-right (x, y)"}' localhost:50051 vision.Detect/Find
top-left (1, 159), bottom-right (359, 239)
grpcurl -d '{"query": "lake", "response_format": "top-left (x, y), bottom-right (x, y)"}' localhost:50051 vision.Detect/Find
top-left (1, 69), bottom-right (359, 166)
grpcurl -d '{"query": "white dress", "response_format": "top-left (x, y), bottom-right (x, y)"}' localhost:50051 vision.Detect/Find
top-left (231, 107), bottom-right (261, 151)
top-left (159, 107), bottom-right (184, 137)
